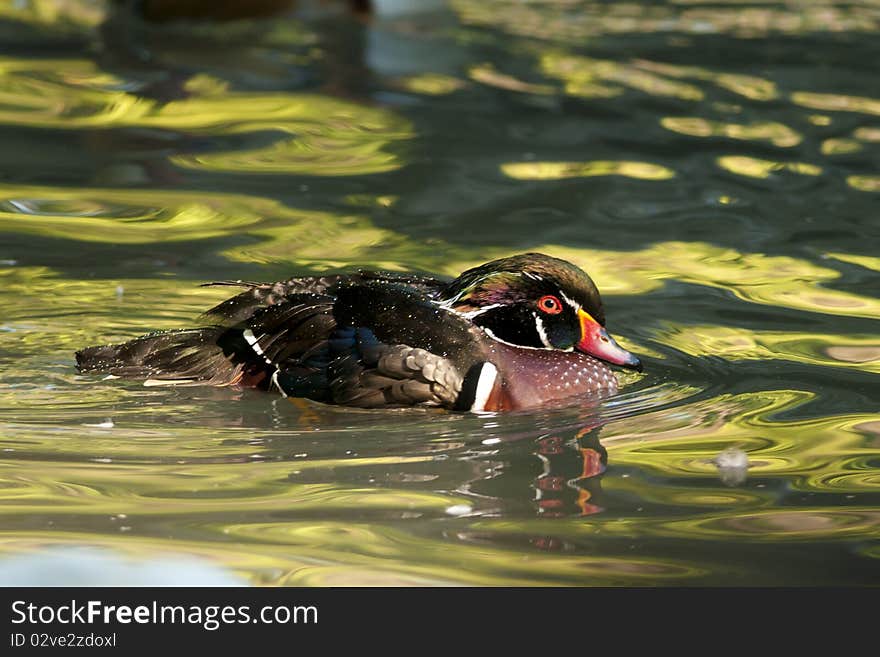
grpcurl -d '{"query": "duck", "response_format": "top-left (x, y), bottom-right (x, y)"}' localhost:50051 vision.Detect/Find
top-left (75, 253), bottom-right (641, 412)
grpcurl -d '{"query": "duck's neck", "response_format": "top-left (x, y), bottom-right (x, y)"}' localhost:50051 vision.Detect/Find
top-left (479, 342), bottom-right (618, 411)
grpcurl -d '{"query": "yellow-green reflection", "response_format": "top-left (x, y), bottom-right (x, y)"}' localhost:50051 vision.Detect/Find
top-left (792, 91), bottom-right (880, 117)
top-left (0, 459), bottom-right (463, 515)
top-left (158, 90), bottom-right (411, 175)
top-left (846, 175), bottom-right (880, 192)
top-left (343, 194), bottom-right (398, 208)
top-left (451, 0), bottom-right (880, 40)
top-left (821, 138), bottom-right (863, 155)
top-left (655, 323), bottom-right (880, 374)
top-left (717, 155), bottom-right (822, 178)
top-left (500, 161), bottom-right (675, 181)
top-left (0, 185), bottom-right (270, 244)
top-left (662, 117), bottom-right (801, 146)
top-left (0, 56), bottom-right (398, 132)
top-left (656, 509), bottom-right (880, 542)
top-left (469, 63), bottom-right (555, 95)
top-left (0, 527), bottom-right (700, 586)
top-left (0, 0), bottom-right (103, 29)
top-left (541, 53), bottom-right (703, 100)
top-left (396, 73), bottom-right (467, 96)
top-left (0, 58), bottom-right (411, 176)
top-left (0, 417), bottom-right (705, 585)
top-left (632, 60), bottom-right (778, 101)
top-left (218, 214), bottom-right (427, 271)
top-left (854, 126), bottom-right (880, 142)
top-left (0, 266), bottom-right (238, 365)
top-left (170, 133), bottom-right (405, 176)
top-left (602, 389), bottom-right (880, 493)
top-left (825, 252), bottom-right (880, 273)
top-left (0, 184), bottom-right (424, 273)
top-left (604, 480), bottom-right (773, 509)
top-left (221, 521), bottom-right (700, 585)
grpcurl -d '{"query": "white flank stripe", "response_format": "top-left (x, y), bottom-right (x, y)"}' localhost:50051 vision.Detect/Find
top-left (242, 329), bottom-right (265, 357)
top-left (470, 362), bottom-right (498, 412)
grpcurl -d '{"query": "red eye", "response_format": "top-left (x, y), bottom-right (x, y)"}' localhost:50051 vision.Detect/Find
top-left (537, 295), bottom-right (563, 315)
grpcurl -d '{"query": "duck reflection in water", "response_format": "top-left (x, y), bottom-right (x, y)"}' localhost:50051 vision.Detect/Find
top-left (194, 390), bottom-right (612, 522)
top-left (442, 415), bottom-right (610, 553)
top-left (454, 415), bottom-right (609, 529)
top-left (533, 426), bottom-right (607, 519)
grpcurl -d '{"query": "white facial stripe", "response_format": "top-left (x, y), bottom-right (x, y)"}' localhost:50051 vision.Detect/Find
top-left (533, 313), bottom-right (553, 349)
top-left (559, 291), bottom-right (581, 313)
top-left (482, 327), bottom-right (544, 350)
top-left (454, 303), bottom-right (504, 319)
top-left (470, 362), bottom-right (498, 412)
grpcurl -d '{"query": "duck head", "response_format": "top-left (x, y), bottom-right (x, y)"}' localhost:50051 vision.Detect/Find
top-left (441, 253), bottom-right (642, 371)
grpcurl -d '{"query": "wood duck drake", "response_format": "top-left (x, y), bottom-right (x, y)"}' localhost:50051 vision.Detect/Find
top-left (76, 253), bottom-right (641, 412)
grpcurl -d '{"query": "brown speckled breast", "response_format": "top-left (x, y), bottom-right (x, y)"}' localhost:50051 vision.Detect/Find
top-left (482, 342), bottom-right (618, 411)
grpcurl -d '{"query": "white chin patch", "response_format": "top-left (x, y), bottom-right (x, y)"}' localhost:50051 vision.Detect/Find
top-left (470, 362), bottom-right (498, 412)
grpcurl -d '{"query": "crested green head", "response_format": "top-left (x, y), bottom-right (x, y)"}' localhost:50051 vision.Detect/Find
top-left (441, 252), bottom-right (605, 325)
top-left (439, 253), bottom-right (640, 371)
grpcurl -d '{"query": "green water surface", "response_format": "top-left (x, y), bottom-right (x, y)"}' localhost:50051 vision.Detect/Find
top-left (0, 0), bottom-right (878, 585)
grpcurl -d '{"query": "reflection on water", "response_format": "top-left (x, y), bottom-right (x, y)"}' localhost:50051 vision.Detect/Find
top-left (453, 0), bottom-right (880, 39)
top-left (0, 547), bottom-right (246, 586)
top-left (0, 0), bottom-right (878, 585)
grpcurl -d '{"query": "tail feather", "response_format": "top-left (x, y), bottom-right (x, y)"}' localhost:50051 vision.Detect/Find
top-left (76, 285), bottom-right (340, 393)
top-left (75, 328), bottom-right (243, 386)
